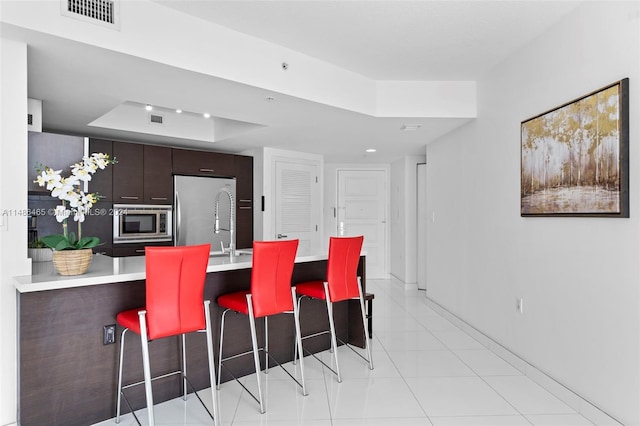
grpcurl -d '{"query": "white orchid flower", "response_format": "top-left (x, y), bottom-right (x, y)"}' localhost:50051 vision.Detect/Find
top-left (35, 173), bottom-right (48, 187)
top-left (52, 178), bottom-right (75, 199)
top-left (54, 205), bottom-right (71, 223)
top-left (90, 153), bottom-right (110, 169)
top-left (65, 174), bottom-right (81, 186)
top-left (80, 192), bottom-right (97, 209)
top-left (38, 168), bottom-right (63, 191)
top-left (65, 191), bottom-right (82, 208)
top-left (74, 206), bottom-right (86, 223)
top-left (73, 167), bottom-right (92, 182)
top-left (36, 152), bottom-right (113, 244)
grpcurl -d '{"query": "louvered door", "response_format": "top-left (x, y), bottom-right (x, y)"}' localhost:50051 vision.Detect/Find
top-left (274, 160), bottom-right (320, 255)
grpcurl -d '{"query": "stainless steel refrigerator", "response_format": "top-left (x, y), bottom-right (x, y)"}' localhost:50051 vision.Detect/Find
top-left (174, 175), bottom-right (236, 254)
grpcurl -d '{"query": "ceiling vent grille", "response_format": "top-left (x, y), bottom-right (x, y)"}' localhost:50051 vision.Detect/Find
top-left (149, 114), bottom-right (164, 125)
top-left (62, 0), bottom-right (120, 29)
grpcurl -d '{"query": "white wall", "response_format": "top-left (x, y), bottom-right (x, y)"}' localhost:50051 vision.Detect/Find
top-left (425, 2), bottom-right (639, 424)
top-left (390, 156), bottom-right (425, 284)
top-left (0, 37), bottom-right (32, 426)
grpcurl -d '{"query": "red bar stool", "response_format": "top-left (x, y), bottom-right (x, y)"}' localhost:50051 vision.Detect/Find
top-left (295, 235), bottom-right (373, 382)
top-left (216, 239), bottom-right (306, 414)
top-left (115, 244), bottom-right (219, 425)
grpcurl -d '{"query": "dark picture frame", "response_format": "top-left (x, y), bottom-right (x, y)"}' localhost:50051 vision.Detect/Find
top-left (521, 78), bottom-right (629, 217)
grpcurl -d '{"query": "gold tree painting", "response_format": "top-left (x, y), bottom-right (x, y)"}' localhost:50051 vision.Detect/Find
top-left (521, 79), bottom-right (628, 217)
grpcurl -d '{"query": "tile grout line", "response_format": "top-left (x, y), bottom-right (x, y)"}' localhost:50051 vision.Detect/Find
top-left (387, 283), bottom-right (533, 425)
top-left (422, 293), bottom-right (622, 426)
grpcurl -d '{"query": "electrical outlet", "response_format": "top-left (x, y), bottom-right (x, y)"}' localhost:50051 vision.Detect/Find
top-left (103, 324), bottom-right (116, 345)
top-left (516, 298), bottom-right (524, 314)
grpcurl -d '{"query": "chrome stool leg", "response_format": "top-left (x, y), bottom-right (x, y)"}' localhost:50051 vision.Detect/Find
top-left (246, 294), bottom-right (265, 413)
top-left (137, 310), bottom-right (155, 426)
top-left (217, 309), bottom-right (230, 390)
top-left (323, 282), bottom-right (341, 383)
top-left (115, 328), bottom-right (128, 424)
top-left (357, 278), bottom-right (374, 370)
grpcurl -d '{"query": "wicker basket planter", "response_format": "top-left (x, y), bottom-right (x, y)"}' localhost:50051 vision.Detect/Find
top-left (52, 248), bottom-right (93, 276)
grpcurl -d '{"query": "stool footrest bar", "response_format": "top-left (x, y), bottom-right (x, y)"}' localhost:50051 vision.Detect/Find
top-left (302, 347), bottom-right (339, 377)
top-left (220, 362), bottom-right (263, 406)
top-left (337, 337), bottom-right (372, 365)
top-left (121, 369), bottom-right (182, 391)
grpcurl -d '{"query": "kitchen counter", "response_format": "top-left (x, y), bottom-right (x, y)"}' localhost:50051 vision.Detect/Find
top-left (16, 250), bottom-right (367, 426)
top-left (13, 250), bottom-right (330, 293)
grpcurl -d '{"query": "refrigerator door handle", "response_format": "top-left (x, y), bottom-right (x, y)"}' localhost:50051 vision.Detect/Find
top-left (175, 191), bottom-right (181, 245)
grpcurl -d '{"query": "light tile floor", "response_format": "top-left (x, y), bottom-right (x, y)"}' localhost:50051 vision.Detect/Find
top-left (93, 278), bottom-right (594, 426)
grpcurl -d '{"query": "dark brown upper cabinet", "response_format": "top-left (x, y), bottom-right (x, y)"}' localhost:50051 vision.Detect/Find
top-left (172, 148), bottom-right (235, 177)
top-left (235, 155), bottom-right (254, 248)
top-left (143, 145), bottom-right (173, 204)
top-left (111, 142), bottom-right (173, 205)
top-left (28, 132), bottom-right (84, 194)
top-left (112, 141), bottom-right (144, 203)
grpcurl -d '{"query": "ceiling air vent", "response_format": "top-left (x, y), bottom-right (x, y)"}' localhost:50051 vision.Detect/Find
top-left (61, 0), bottom-right (120, 29)
top-left (149, 114), bottom-right (164, 125)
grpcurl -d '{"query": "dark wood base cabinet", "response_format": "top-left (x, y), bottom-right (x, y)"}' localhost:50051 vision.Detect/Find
top-left (18, 257), bottom-right (367, 426)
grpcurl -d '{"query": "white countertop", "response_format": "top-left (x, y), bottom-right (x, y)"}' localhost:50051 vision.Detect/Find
top-left (14, 251), bottom-right (330, 293)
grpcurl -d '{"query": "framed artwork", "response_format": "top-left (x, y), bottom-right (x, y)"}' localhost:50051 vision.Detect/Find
top-left (521, 78), bottom-right (629, 217)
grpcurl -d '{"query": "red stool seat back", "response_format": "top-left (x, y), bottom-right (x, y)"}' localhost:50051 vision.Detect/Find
top-left (250, 239), bottom-right (299, 318)
top-left (144, 244), bottom-right (210, 340)
top-left (325, 236), bottom-right (364, 302)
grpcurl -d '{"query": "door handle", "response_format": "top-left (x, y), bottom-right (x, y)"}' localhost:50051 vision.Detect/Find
top-left (277, 233), bottom-right (288, 239)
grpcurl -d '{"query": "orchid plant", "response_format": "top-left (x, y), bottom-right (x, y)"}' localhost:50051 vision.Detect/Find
top-left (34, 152), bottom-right (115, 250)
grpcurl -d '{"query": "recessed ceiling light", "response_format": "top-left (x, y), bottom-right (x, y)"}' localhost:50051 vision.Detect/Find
top-left (145, 104), bottom-right (153, 111)
top-left (175, 109), bottom-right (182, 114)
top-left (365, 148), bottom-right (377, 153)
top-left (400, 124), bottom-right (421, 131)
top-left (203, 113), bottom-right (210, 118)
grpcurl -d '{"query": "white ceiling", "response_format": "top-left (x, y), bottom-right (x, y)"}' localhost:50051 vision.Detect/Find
top-left (8, 1), bottom-right (582, 163)
top-left (153, 0), bottom-right (580, 81)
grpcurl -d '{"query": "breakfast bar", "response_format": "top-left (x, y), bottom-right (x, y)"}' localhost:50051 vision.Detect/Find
top-left (14, 252), bottom-right (367, 426)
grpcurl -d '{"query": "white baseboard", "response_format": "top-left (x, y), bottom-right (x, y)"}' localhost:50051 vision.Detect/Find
top-left (389, 274), bottom-right (418, 290)
top-left (423, 296), bottom-right (623, 426)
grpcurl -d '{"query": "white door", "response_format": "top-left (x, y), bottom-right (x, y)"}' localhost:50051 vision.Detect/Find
top-left (337, 169), bottom-right (388, 278)
top-left (274, 160), bottom-right (320, 255)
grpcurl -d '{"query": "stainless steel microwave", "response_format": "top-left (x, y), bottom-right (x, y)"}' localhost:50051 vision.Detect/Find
top-left (113, 204), bottom-right (173, 244)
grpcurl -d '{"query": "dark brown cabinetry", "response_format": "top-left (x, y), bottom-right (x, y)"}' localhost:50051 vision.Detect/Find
top-left (28, 134), bottom-right (253, 257)
top-left (235, 155), bottom-right (254, 248)
top-left (27, 132), bottom-right (84, 193)
top-left (172, 148), bottom-right (235, 177)
top-left (112, 241), bottom-right (173, 257)
top-left (112, 141), bottom-right (144, 202)
top-left (112, 142), bottom-right (173, 205)
top-left (143, 145), bottom-right (173, 204)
